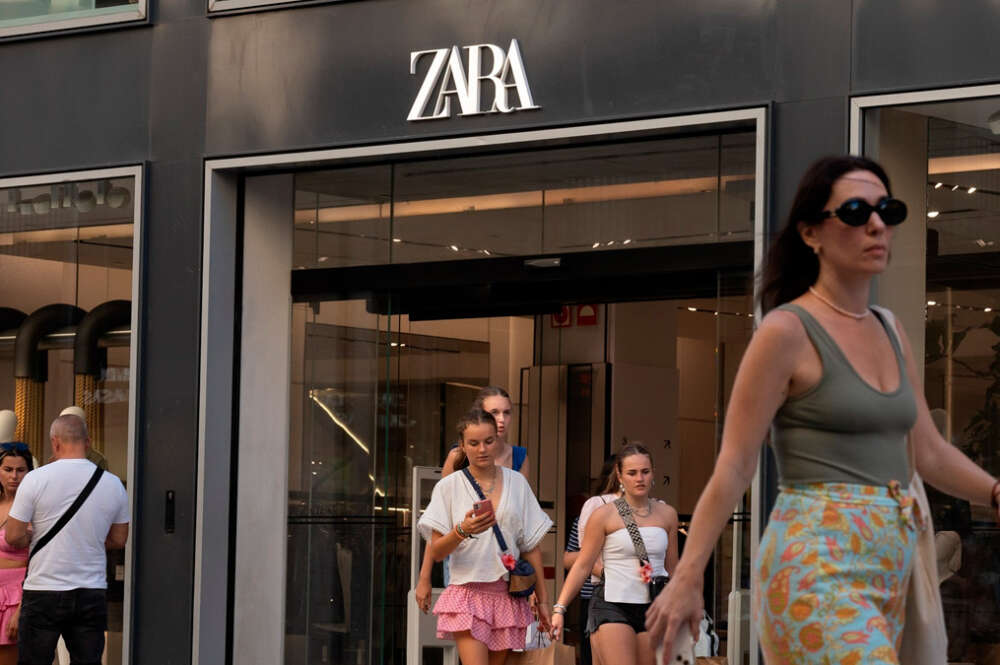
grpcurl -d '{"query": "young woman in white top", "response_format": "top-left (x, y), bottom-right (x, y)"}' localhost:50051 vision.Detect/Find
top-left (418, 409), bottom-right (552, 665)
top-left (551, 444), bottom-right (679, 665)
top-left (415, 386), bottom-right (530, 612)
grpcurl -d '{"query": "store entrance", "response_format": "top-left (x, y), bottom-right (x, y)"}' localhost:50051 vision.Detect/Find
top-left (284, 250), bottom-right (756, 665)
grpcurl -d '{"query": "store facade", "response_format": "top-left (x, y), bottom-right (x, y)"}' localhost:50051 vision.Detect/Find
top-left (3, 2), bottom-right (1000, 664)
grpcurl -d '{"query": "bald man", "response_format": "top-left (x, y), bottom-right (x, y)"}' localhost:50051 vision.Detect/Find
top-left (5, 415), bottom-right (129, 665)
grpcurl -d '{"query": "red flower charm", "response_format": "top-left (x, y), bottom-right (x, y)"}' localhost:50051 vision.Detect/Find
top-left (639, 562), bottom-right (653, 584)
top-left (501, 554), bottom-right (517, 571)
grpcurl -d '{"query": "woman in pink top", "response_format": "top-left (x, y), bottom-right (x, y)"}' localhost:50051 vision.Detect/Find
top-left (0, 442), bottom-right (31, 664)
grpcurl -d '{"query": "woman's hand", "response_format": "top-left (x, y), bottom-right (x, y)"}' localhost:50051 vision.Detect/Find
top-left (549, 611), bottom-right (564, 641)
top-left (7, 604), bottom-right (18, 641)
top-left (415, 575), bottom-right (432, 614)
top-left (460, 509), bottom-right (496, 536)
top-left (535, 600), bottom-right (551, 635)
top-left (645, 570), bottom-right (703, 657)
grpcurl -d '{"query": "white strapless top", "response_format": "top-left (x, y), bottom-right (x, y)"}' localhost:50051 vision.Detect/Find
top-left (602, 526), bottom-right (668, 603)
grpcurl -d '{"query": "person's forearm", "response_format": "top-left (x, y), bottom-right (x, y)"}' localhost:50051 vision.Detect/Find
top-left (420, 540), bottom-right (436, 579)
top-left (429, 528), bottom-right (467, 561)
top-left (5, 532), bottom-right (28, 550)
top-left (673, 461), bottom-right (751, 581)
top-left (521, 546), bottom-right (547, 603)
top-left (919, 438), bottom-right (997, 506)
top-left (556, 551), bottom-right (598, 607)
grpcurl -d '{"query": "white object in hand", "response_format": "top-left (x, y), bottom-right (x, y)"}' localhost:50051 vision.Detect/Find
top-left (656, 622), bottom-right (696, 665)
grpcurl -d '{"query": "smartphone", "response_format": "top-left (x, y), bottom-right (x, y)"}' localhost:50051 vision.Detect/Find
top-left (473, 499), bottom-right (494, 516)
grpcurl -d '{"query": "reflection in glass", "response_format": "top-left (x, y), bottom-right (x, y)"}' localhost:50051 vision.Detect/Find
top-left (868, 97), bottom-right (1000, 664)
top-left (0, 175), bottom-right (135, 665)
top-left (293, 129), bottom-right (756, 269)
top-left (0, 0), bottom-right (140, 32)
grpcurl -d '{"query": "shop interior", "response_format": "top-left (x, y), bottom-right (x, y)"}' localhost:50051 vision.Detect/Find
top-left (865, 95), bottom-right (1000, 665)
top-left (0, 174), bottom-right (135, 665)
top-left (282, 127), bottom-right (759, 665)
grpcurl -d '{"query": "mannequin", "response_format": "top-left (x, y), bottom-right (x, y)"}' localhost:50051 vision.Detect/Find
top-left (0, 411), bottom-right (14, 443)
top-left (58, 406), bottom-right (107, 471)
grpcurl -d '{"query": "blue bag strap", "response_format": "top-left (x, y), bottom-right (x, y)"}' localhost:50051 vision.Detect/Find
top-left (511, 446), bottom-right (527, 472)
top-left (461, 468), bottom-right (510, 552)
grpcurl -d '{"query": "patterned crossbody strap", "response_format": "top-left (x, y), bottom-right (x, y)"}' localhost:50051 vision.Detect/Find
top-left (614, 497), bottom-right (650, 564)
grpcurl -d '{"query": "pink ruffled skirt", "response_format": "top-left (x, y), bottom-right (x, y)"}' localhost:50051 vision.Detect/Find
top-left (0, 566), bottom-right (25, 645)
top-left (434, 578), bottom-right (532, 651)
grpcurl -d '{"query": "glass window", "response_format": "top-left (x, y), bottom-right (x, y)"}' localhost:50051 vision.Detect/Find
top-left (0, 170), bottom-right (138, 665)
top-left (293, 128), bottom-right (757, 270)
top-left (208, 0), bottom-right (301, 12)
top-left (0, 0), bottom-right (145, 39)
top-left (865, 95), bottom-right (1000, 663)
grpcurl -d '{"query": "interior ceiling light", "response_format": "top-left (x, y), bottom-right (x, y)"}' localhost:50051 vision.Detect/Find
top-left (449, 244), bottom-right (459, 252)
top-left (592, 241), bottom-right (600, 249)
top-left (624, 238), bottom-right (632, 245)
top-left (986, 307), bottom-right (994, 313)
top-left (968, 186), bottom-right (977, 194)
top-left (927, 211), bottom-right (940, 218)
top-left (293, 173), bottom-right (753, 225)
top-left (317, 256), bottom-right (328, 263)
top-left (951, 185), bottom-right (961, 191)
top-left (934, 182), bottom-right (943, 189)
top-left (392, 237), bottom-right (402, 243)
top-left (927, 300), bottom-right (937, 306)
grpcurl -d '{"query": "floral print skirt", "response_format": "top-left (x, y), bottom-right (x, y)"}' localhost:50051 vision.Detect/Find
top-left (753, 482), bottom-right (920, 664)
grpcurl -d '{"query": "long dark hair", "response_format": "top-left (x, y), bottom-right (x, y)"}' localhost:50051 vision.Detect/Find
top-left (758, 155), bottom-right (893, 312)
top-left (0, 445), bottom-right (33, 498)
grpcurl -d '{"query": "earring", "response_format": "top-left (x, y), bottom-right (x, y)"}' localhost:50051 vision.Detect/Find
top-left (618, 482), bottom-right (624, 493)
top-left (813, 245), bottom-right (821, 255)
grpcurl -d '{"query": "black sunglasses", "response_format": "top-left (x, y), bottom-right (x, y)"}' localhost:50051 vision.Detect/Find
top-left (0, 442), bottom-right (29, 455)
top-left (817, 197), bottom-right (907, 227)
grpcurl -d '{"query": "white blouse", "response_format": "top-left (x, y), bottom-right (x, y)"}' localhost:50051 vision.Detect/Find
top-left (418, 467), bottom-right (552, 587)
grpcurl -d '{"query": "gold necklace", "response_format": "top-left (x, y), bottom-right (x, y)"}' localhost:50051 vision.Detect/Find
top-left (809, 286), bottom-right (870, 320)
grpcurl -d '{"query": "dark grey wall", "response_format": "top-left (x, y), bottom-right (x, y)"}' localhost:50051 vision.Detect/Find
top-left (2, 1), bottom-right (1000, 663)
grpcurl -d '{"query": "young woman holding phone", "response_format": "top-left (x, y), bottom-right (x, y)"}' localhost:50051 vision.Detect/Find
top-left (418, 409), bottom-right (552, 665)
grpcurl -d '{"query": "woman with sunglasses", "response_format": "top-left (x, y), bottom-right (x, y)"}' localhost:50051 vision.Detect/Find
top-left (0, 442), bottom-right (32, 664)
top-left (646, 155), bottom-right (1000, 664)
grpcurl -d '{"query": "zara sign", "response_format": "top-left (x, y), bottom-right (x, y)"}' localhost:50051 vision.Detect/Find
top-left (407, 38), bottom-right (540, 121)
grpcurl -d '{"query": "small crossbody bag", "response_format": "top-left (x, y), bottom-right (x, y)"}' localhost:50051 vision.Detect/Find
top-left (613, 497), bottom-right (668, 600)
top-left (461, 468), bottom-right (537, 597)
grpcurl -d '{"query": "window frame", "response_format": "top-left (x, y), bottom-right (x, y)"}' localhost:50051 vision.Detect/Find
top-left (0, 1), bottom-right (147, 40)
top-left (208, 0), bottom-right (343, 14)
top-left (0, 163), bottom-right (144, 658)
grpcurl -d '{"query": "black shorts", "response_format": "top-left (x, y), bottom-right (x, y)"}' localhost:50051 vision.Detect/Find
top-left (585, 583), bottom-right (650, 635)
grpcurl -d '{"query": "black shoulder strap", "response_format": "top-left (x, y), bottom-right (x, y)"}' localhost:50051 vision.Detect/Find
top-left (29, 466), bottom-right (104, 564)
top-left (613, 497), bottom-right (650, 564)
top-left (461, 468), bottom-right (510, 553)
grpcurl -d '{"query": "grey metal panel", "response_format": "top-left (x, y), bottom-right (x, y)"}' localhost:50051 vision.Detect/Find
top-left (853, 0), bottom-right (1000, 93)
top-left (130, 158), bottom-right (204, 664)
top-left (204, 0), bottom-right (777, 155)
top-left (770, 98), bottom-right (848, 234)
top-left (774, 0), bottom-right (850, 102)
top-left (234, 174), bottom-right (293, 665)
top-left (0, 31), bottom-right (150, 175)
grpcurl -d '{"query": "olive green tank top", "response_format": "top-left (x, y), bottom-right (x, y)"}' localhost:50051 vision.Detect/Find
top-left (770, 304), bottom-right (916, 488)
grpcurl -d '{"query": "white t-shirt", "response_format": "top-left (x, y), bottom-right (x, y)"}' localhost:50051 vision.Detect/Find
top-left (10, 458), bottom-right (130, 591)
top-left (578, 493), bottom-right (619, 584)
top-left (418, 467), bottom-right (552, 587)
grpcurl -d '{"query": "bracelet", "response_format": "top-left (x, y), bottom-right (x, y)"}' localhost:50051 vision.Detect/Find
top-left (991, 480), bottom-right (1000, 510)
top-left (456, 523), bottom-right (475, 539)
top-left (552, 603), bottom-right (567, 615)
